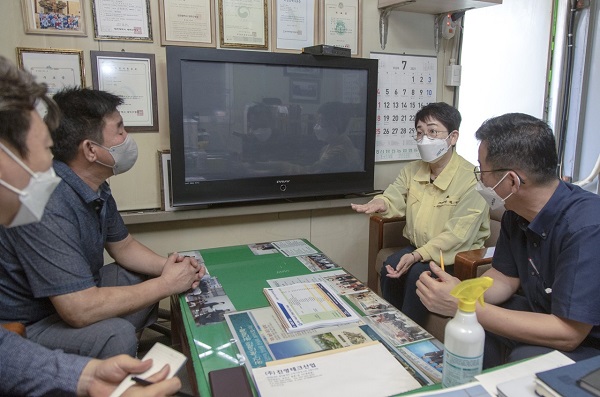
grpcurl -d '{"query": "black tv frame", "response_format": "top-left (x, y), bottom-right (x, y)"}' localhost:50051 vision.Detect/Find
top-left (166, 46), bottom-right (378, 208)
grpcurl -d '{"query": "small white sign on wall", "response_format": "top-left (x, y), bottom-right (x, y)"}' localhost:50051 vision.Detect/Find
top-left (370, 52), bottom-right (437, 162)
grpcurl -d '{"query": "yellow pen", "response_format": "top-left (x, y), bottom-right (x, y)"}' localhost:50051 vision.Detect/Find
top-left (440, 249), bottom-right (445, 272)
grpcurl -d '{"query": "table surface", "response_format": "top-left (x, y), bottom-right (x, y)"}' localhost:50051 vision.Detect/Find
top-left (172, 240), bottom-right (442, 396)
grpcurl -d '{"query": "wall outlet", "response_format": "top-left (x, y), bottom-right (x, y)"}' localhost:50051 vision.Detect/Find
top-left (445, 64), bottom-right (462, 86)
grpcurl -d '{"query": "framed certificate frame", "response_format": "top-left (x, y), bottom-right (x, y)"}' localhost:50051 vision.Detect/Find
top-left (320, 0), bottom-right (362, 57)
top-left (21, 0), bottom-right (87, 36)
top-left (272, 0), bottom-right (317, 53)
top-left (218, 0), bottom-right (268, 49)
top-left (289, 78), bottom-right (320, 103)
top-left (91, 0), bottom-right (153, 42)
top-left (90, 51), bottom-right (158, 131)
top-left (159, 0), bottom-right (216, 47)
top-left (158, 150), bottom-right (177, 211)
top-left (17, 48), bottom-right (85, 95)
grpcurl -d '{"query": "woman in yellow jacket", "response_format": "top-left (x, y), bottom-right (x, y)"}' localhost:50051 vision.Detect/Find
top-left (352, 102), bottom-right (490, 326)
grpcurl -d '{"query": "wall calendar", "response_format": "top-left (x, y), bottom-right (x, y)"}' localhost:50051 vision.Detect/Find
top-left (370, 52), bottom-right (437, 162)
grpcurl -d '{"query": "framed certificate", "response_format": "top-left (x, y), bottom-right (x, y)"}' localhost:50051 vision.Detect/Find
top-left (218, 0), bottom-right (268, 49)
top-left (272, 0), bottom-right (317, 53)
top-left (90, 51), bottom-right (158, 131)
top-left (17, 48), bottom-right (85, 94)
top-left (21, 0), bottom-right (87, 36)
top-left (289, 78), bottom-right (320, 103)
top-left (159, 0), bottom-right (216, 47)
top-left (91, 0), bottom-right (153, 41)
top-left (320, 0), bottom-right (362, 57)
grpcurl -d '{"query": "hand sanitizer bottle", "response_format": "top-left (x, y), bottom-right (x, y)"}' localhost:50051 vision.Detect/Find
top-left (442, 277), bottom-right (493, 388)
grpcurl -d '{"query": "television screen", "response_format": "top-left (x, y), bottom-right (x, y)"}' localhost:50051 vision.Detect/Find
top-left (166, 47), bottom-right (378, 208)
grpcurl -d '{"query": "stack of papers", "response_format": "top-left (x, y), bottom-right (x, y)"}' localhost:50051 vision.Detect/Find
top-left (534, 354), bottom-right (600, 397)
top-left (405, 350), bottom-right (575, 397)
top-left (486, 350), bottom-right (574, 396)
top-left (252, 341), bottom-right (421, 397)
top-left (263, 282), bottom-right (361, 333)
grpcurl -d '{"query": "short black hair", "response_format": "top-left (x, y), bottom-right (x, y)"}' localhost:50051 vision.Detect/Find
top-left (0, 55), bottom-right (60, 158)
top-left (475, 113), bottom-right (558, 185)
top-left (247, 103), bottom-right (273, 129)
top-left (318, 102), bottom-right (352, 135)
top-left (414, 102), bottom-right (461, 132)
top-left (51, 88), bottom-right (123, 163)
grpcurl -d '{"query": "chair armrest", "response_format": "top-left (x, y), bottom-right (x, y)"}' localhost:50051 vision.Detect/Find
top-left (2, 322), bottom-right (26, 337)
top-left (454, 248), bottom-right (493, 280)
top-left (424, 250), bottom-right (493, 342)
top-left (367, 215), bottom-right (407, 290)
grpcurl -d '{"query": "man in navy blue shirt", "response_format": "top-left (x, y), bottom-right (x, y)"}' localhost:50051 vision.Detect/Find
top-left (0, 87), bottom-right (205, 359)
top-left (417, 113), bottom-right (600, 368)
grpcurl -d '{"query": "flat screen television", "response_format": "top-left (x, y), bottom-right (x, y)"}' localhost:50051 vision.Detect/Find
top-left (166, 46), bottom-right (378, 208)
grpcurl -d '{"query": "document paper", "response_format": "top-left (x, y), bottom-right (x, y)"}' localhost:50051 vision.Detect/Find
top-left (264, 282), bottom-right (361, 332)
top-left (252, 341), bottom-right (421, 397)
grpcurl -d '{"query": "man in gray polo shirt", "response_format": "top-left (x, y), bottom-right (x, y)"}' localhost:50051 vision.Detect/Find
top-left (0, 87), bottom-right (204, 359)
top-left (0, 56), bottom-right (182, 396)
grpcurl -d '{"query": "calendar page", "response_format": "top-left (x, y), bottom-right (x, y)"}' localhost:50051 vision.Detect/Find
top-left (370, 53), bottom-right (437, 162)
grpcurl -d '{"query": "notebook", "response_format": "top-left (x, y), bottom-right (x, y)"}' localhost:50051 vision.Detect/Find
top-left (535, 354), bottom-right (600, 397)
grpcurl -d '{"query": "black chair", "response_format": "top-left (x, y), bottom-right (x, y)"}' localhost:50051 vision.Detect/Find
top-left (148, 307), bottom-right (172, 338)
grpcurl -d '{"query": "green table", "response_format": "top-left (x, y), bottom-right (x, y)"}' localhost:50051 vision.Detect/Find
top-left (171, 240), bottom-right (324, 396)
top-left (170, 240), bottom-right (443, 396)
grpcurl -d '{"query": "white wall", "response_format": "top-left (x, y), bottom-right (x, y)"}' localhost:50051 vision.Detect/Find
top-left (455, 0), bottom-right (553, 165)
top-left (454, 0), bottom-right (600, 191)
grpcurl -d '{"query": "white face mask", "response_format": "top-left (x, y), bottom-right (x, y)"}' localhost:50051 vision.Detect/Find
top-left (416, 134), bottom-right (451, 163)
top-left (314, 124), bottom-right (332, 142)
top-left (475, 172), bottom-right (518, 210)
top-left (251, 127), bottom-right (272, 142)
top-left (0, 142), bottom-right (61, 228)
top-left (92, 135), bottom-right (138, 175)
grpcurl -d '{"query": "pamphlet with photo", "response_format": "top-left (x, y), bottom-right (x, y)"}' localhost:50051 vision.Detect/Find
top-left (296, 253), bottom-right (340, 272)
top-left (264, 282), bottom-right (361, 332)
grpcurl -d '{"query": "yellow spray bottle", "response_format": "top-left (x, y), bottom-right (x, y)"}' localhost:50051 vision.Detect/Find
top-left (442, 276), bottom-right (493, 388)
